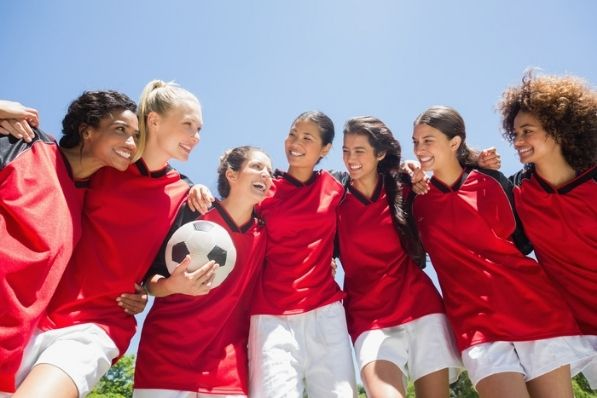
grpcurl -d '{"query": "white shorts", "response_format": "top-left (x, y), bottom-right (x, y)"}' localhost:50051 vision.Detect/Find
top-left (133, 389), bottom-right (244, 398)
top-left (354, 313), bottom-right (462, 383)
top-left (12, 323), bottom-right (118, 398)
top-left (462, 335), bottom-right (596, 387)
top-left (248, 301), bottom-right (357, 398)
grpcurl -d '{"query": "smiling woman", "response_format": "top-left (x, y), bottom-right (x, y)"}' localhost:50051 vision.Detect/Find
top-left (10, 81), bottom-right (206, 398)
top-left (0, 91), bottom-right (139, 394)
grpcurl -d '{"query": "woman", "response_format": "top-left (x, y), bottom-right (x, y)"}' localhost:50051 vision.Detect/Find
top-left (12, 80), bottom-right (204, 398)
top-left (497, 72), bottom-right (597, 388)
top-left (134, 146), bottom-right (273, 398)
top-left (249, 111), bottom-right (357, 398)
top-left (337, 116), bottom-right (461, 398)
top-left (0, 92), bottom-right (138, 394)
top-left (410, 105), bottom-right (593, 398)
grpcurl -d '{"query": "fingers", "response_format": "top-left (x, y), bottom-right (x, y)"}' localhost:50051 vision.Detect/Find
top-left (117, 283), bottom-right (149, 315)
top-left (0, 119), bottom-right (36, 142)
top-left (411, 167), bottom-right (430, 195)
top-left (187, 185), bottom-right (215, 215)
top-left (479, 147), bottom-right (501, 170)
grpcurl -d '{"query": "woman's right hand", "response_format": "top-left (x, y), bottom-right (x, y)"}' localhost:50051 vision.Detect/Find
top-left (163, 256), bottom-right (218, 296)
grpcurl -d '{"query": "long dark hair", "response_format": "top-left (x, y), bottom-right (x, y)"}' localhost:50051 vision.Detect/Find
top-left (343, 116), bottom-right (425, 266)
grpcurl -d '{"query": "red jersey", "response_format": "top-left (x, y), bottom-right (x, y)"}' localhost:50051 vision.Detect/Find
top-left (412, 168), bottom-right (580, 352)
top-left (0, 131), bottom-right (86, 392)
top-left (337, 178), bottom-right (445, 342)
top-left (40, 160), bottom-right (190, 356)
top-left (134, 201), bottom-right (266, 394)
top-left (511, 165), bottom-right (597, 335)
top-left (251, 170), bottom-right (344, 315)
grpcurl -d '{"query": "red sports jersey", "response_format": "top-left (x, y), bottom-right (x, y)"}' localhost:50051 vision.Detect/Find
top-left (251, 170), bottom-right (344, 315)
top-left (39, 160), bottom-right (190, 356)
top-left (0, 131), bottom-right (86, 392)
top-left (512, 165), bottom-right (597, 335)
top-left (412, 168), bottom-right (580, 352)
top-left (134, 201), bottom-right (266, 394)
top-left (337, 179), bottom-right (445, 343)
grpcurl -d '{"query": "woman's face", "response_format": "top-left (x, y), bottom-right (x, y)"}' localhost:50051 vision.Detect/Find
top-left (412, 123), bottom-right (458, 173)
top-left (86, 109), bottom-right (139, 171)
top-left (284, 120), bottom-right (331, 169)
top-left (152, 99), bottom-right (203, 162)
top-left (512, 111), bottom-right (560, 166)
top-left (342, 133), bottom-right (381, 184)
top-left (229, 150), bottom-right (273, 204)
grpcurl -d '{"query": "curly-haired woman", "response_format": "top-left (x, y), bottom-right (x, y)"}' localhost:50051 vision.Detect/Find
top-left (498, 71), bottom-right (597, 389)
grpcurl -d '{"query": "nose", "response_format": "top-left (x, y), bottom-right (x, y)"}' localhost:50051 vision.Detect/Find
top-left (125, 135), bottom-right (137, 149)
top-left (512, 134), bottom-right (523, 146)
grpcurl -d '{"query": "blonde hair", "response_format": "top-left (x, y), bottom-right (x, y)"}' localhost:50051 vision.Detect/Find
top-left (135, 80), bottom-right (200, 161)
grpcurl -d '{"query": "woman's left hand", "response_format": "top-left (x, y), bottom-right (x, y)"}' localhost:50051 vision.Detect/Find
top-left (117, 283), bottom-right (148, 315)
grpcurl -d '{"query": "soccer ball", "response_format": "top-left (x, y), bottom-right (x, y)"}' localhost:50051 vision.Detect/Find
top-left (165, 220), bottom-right (237, 288)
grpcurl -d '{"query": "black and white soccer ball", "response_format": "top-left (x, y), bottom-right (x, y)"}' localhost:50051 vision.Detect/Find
top-left (165, 220), bottom-right (237, 288)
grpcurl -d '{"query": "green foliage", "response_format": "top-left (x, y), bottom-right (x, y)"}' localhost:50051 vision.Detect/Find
top-left (85, 356), bottom-right (597, 398)
top-left (88, 355), bottom-right (135, 398)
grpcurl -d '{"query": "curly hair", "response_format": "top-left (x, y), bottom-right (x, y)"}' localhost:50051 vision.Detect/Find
top-left (61, 90), bottom-right (137, 150)
top-left (497, 71), bottom-right (597, 171)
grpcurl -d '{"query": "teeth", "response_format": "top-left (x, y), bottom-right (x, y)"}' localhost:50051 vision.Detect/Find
top-left (349, 164), bottom-right (361, 170)
top-left (518, 148), bottom-right (532, 154)
top-left (115, 150), bottom-right (131, 159)
top-left (252, 182), bottom-right (266, 192)
top-left (418, 156), bottom-right (432, 162)
top-left (290, 151), bottom-right (303, 157)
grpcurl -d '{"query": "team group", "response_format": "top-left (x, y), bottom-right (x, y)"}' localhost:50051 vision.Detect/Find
top-left (0, 71), bottom-right (595, 398)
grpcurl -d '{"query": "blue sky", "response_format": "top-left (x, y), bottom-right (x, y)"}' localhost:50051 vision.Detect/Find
top-left (2, 0), bottom-right (596, 377)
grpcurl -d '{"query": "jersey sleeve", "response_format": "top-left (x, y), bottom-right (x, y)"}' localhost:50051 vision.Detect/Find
top-left (478, 168), bottom-right (533, 255)
top-left (143, 201), bottom-right (202, 281)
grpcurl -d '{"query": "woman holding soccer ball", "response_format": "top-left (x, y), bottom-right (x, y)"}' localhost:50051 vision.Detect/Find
top-left (0, 92), bottom-right (139, 394)
top-left (133, 146), bottom-right (273, 398)
top-left (337, 116), bottom-right (462, 398)
top-left (12, 80), bottom-right (208, 398)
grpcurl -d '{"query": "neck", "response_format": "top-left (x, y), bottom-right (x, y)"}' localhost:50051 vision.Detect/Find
top-left (141, 144), bottom-right (169, 171)
top-left (60, 146), bottom-right (103, 180)
top-left (219, 195), bottom-right (255, 227)
top-left (432, 158), bottom-right (464, 187)
top-left (534, 155), bottom-right (576, 186)
top-left (351, 173), bottom-right (379, 199)
top-left (287, 166), bottom-right (314, 183)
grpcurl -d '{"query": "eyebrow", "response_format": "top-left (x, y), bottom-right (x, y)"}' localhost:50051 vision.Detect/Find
top-left (412, 135), bottom-right (435, 140)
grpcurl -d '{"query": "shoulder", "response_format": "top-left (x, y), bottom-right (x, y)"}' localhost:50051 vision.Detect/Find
top-left (1, 127), bottom-right (57, 169)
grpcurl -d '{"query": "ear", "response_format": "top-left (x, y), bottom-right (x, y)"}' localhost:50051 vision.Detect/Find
top-left (225, 168), bottom-right (238, 182)
top-left (449, 136), bottom-right (462, 152)
top-left (147, 111), bottom-right (160, 128)
top-left (320, 143), bottom-right (332, 158)
top-left (376, 151), bottom-right (387, 161)
top-left (78, 123), bottom-right (91, 139)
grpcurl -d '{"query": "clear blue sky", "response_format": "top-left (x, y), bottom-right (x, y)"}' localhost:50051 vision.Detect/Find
top-left (2, 0), bottom-right (596, 376)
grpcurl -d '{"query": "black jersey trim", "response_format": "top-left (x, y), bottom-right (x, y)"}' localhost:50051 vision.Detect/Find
top-left (1, 127), bottom-right (55, 169)
top-left (430, 168), bottom-right (471, 193)
top-left (535, 165), bottom-right (597, 195)
top-left (135, 159), bottom-right (171, 178)
top-left (347, 175), bottom-right (383, 205)
top-left (213, 200), bottom-right (255, 233)
top-left (275, 169), bottom-right (319, 187)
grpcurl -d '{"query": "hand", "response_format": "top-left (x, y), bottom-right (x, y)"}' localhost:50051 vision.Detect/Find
top-left (117, 284), bottom-right (148, 315)
top-left (164, 256), bottom-right (218, 296)
top-left (187, 184), bottom-right (214, 214)
top-left (0, 100), bottom-right (39, 124)
top-left (0, 119), bottom-right (37, 143)
top-left (478, 147), bottom-right (501, 170)
top-left (400, 159), bottom-right (421, 177)
top-left (331, 258), bottom-right (337, 278)
top-left (411, 167), bottom-right (430, 195)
